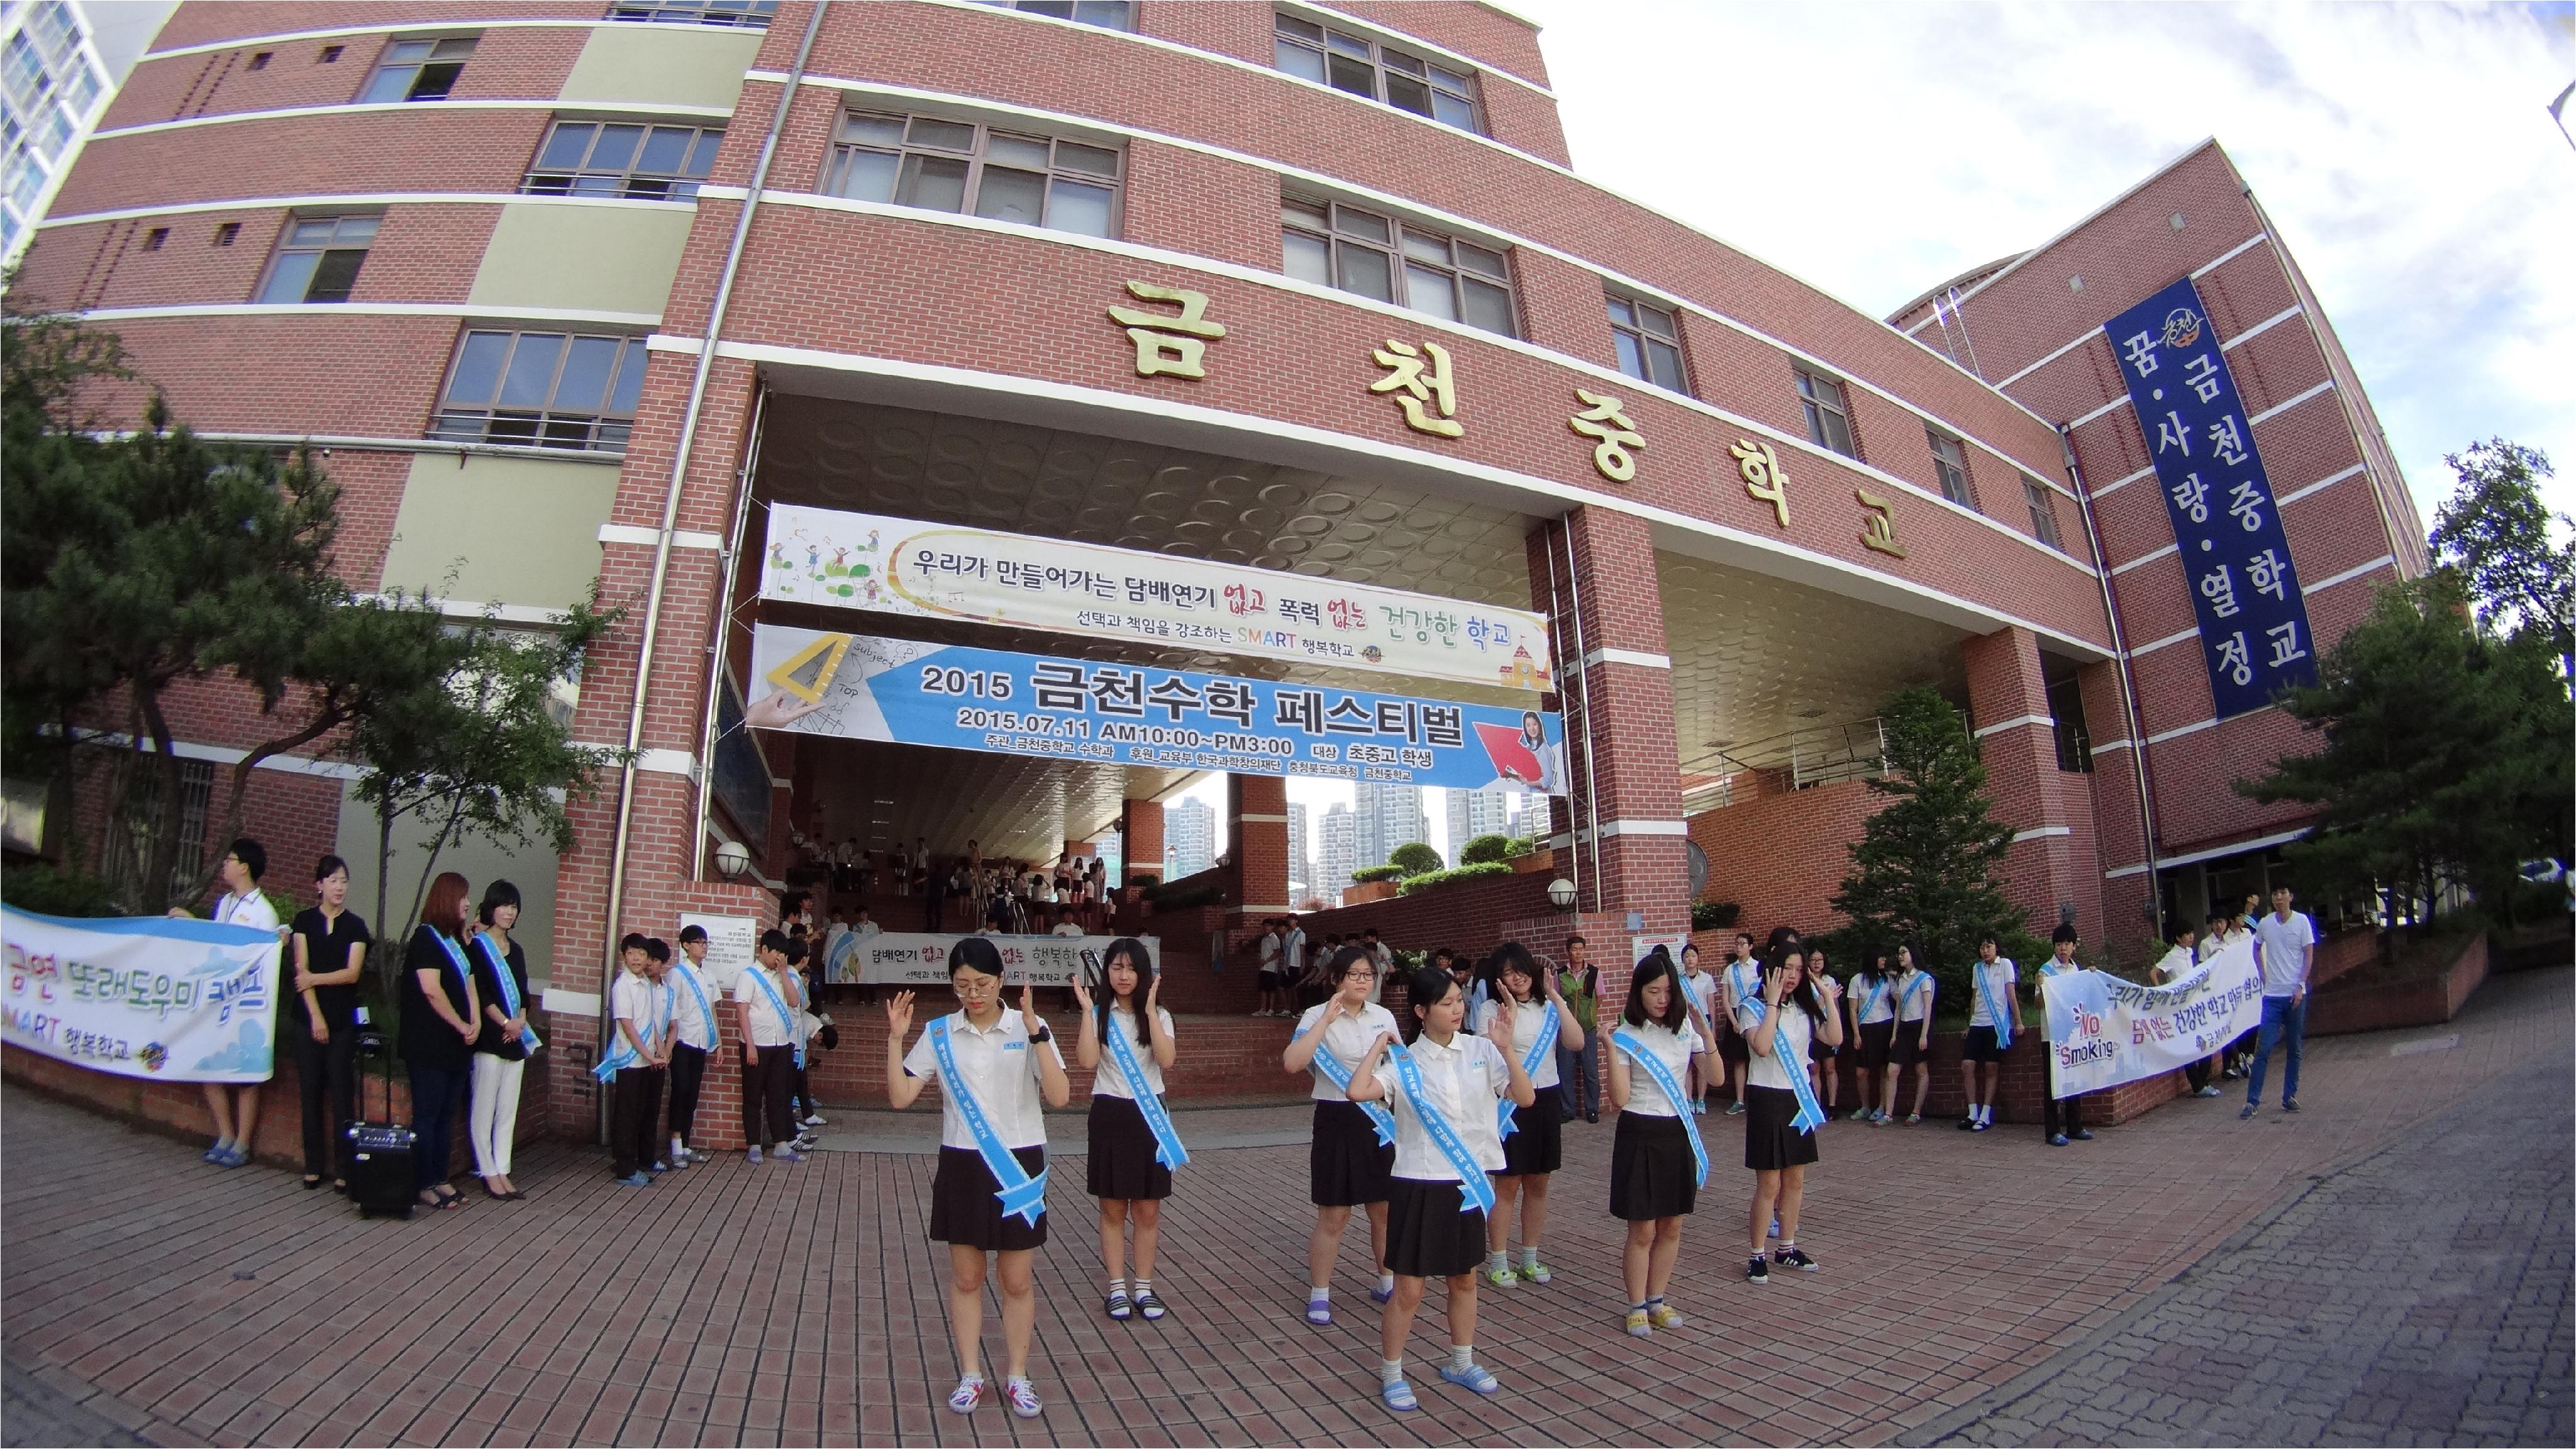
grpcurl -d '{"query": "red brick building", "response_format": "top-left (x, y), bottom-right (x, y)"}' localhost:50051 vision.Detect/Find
top-left (13, 1), bottom-right (2419, 1139)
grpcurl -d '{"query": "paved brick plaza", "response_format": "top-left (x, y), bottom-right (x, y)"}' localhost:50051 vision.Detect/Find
top-left (5, 968), bottom-right (2567, 1448)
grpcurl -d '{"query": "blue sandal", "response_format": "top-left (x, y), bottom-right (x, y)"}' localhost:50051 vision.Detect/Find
top-left (1304, 1298), bottom-right (1331, 1326)
top-left (1106, 1289), bottom-right (1133, 1321)
top-left (1380, 1377), bottom-right (1418, 1412)
top-left (1438, 1362), bottom-right (1501, 1396)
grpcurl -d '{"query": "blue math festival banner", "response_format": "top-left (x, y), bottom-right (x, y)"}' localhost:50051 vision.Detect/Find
top-left (2103, 277), bottom-right (2320, 718)
top-left (2, 908), bottom-right (284, 1084)
top-left (746, 625), bottom-right (1567, 794)
top-left (2038, 935), bottom-right (2265, 1097)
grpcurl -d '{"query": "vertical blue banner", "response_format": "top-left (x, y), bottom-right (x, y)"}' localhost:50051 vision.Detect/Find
top-left (2102, 277), bottom-right (2319, 719)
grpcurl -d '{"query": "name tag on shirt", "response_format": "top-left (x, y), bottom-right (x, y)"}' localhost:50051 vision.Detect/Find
top-left (1003, 1041), bottom-right (1026, 1052)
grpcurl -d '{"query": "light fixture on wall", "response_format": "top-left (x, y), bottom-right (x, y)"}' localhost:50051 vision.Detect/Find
top-left (714, 840), bottom-right (750, 879)
top-left (1546, 877), bottom-right (1577, 911)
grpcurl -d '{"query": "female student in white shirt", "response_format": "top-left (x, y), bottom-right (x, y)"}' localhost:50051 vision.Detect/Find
top-left (1804, 945), bottom-right (1841, 1119)
top-left (1346, 965), bottom-right (1534, 1411)
top-left (1282, 946), bottom-right (1402, 1326)
top-left (1072, 937), bottom-right (1179, 1323)
top-left (1887, 943), bottom-right (1935, 1124)
top-left (1959, 934), bottom-right (2021, 1132)
top-left (1846, 948), bottom-right (1897, 1124)
top-left (1605, 947), bottom-right (1711, 1337)
top-left (1738, 945), bottom-right (1841, 1283)
top-left (170, 838), bottom-right (286, 1169)
top-left (1676, 942), bottom-right (1721, 1116)
top-left (1470, 943), bottom-right (1582, 1288)
top-left (885, 938), bottom-right (1071, 1419)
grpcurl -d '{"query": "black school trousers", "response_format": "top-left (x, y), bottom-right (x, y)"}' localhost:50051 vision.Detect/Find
top-left (2041, 1058), bottom-right (2085, 1138)
top-left (667, 1043), bottom-right (708, 1148)
top-left (609, 1067), bottom-right (663, 1177)
top-left (741, 1048), bottom-right (796, 1148)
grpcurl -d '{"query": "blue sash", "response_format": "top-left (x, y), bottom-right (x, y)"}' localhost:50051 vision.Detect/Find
top-left (1736, 998), bottom-right (1828, 1135)
top-left (930, 1015), bottom-right (1048, 1226)
top-left (1101, 1006), bottom-right (1187, 1170)
top-left (1861, 977), bottom-right (1891, 1024)
top-left (1897, 973), bottom-right (1930, 1020)
top-left (474, 935), bottom-right (542, 1054)
top-left (1495, 1001), bottom-right (1558, 1139)
top-left (429, 929), bottom-right (475, 1001)
top-left (593, 972), bottom-right (660, 1082)
top-left (1610, 1029), bottom-right (1708, 1187)
top-left (1976, 964), bottom-right (2014, 1050)
top-left (1299, 1021), bottom-right (1398, 1145)
top-left (668, 960), bottom-right (716, 1052)
top-left (1385, 1041), bottom-right (1496, 1216)
top-left (745, 967), bottom-right (803, 1069)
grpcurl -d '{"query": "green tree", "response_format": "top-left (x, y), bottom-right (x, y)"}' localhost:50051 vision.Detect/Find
top-left (1458, 832), bottom-right (1513, 865)
top-left (2240, 573), bottom-right (2572, 933)
top-left (1829, 686), bottom-right (2031, 1002)
top-left (1387, 840), bottom-right (1443, 877)
top-left (2429, 439), bottom-right (2571, 672)
top-left (345, 589), bottom-right (625, 955)
top-left (2, 309), bottom-right (458, 911)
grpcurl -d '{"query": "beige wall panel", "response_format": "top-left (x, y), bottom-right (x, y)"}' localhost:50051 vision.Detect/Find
top-left (559, 24), bottom-right (764, 111)
top-left (379, 452), bottom-right (619, 609)
top-left (466, 202), bottom-right (695, 316)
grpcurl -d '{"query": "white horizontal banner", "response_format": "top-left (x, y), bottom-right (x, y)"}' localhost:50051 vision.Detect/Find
top-left (2040, 936), bottom-right (2265, 1097)
top-left (758, 505), bottom-right (1553, 692)
top-left (838, 931), bottom-right (1161, 987)
top-left (3, 908), bottom-right (284, 1083)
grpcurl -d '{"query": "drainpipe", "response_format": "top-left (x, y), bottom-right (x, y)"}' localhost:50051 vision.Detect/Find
top-left (691, 387), bottom-right (768, 878)
top-left (594, 1), bottom-right (828, 1136)
top-left (2060, 426), bottom-right (2162, 922)
top-left (1541, 531), bottom-right (1580, 916)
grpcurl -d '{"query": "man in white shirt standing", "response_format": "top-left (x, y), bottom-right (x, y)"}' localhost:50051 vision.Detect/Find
top-left (1282, 916), bottom-right (1308, 1009)
top-left (2243, 885), bottom-right (2319, 1119)
top-left (735, 930), bottom-right (808, 1162)
top-left (170, 837), bottom-right (287, 1168)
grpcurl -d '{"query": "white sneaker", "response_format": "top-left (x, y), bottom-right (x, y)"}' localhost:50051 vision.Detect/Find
top-left (801, 1114), bottom-right (827, 1128)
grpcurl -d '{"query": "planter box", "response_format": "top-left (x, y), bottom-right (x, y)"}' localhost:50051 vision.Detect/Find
top-left (2308, 933), bottom-right (2489, 1037)
top-left (1509, 850), bottom-right (1558, 874)
top-left (1342, 880), bottom-right (1399, 904)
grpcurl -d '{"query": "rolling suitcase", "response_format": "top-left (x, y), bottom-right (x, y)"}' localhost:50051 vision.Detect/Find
top-left (344, 1031), bottom-right (416, 1219)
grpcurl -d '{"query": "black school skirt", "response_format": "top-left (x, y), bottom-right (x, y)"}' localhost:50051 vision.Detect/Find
top-left (1963, 1024), bottom-right (2007, 1063)
top-left (1609, 1111), bottom-right (1700, 1221)
top-left (1857, 1019), bottom-right (1896, 1070)
top-left (930, 1145), bottom-right (1050, 1252)
top-left (1891, 1023), bottom-right (1931, 1065)
top-left (1497, 1099), bottom-right (1562, 1177)
top-left (1309, 1100), bottom-right (1394, 1207)
top-left (1745, 1085), bottom-right (1820, 1172)
top-left (1086, 1094), bottom-right (1174, 1202)
top-left (1384, 1177), bottom-right (1488, 1279)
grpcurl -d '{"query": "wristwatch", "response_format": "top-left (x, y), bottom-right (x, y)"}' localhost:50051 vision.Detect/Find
top-left (1028, 1025), bottom-right (1052, 1045)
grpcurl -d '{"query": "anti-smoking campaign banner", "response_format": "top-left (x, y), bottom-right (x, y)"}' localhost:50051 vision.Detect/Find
top-left (745, 625), bottom-right (1568, 794)
top-left (2, 907), bottom-right (284, 1083)
top-left (2038, 935), bottom-right (2265, 1097)
top-left (844, 932), bottom-right (1160, 987)
top-left (757, 505), bottom-right (1554, 694)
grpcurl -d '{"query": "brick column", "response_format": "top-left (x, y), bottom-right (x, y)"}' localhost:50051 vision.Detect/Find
top-left (2079, 658), bottom-right (2157, 965)
top-left (1120, 797), bottom-right (1164, 887)
top-left (1524, 506), bottom-right (1690, 1024)
top-left (1961, 627), bottom-right (2085, 942)
top-left (1226, 773), bottom-right (1291, 916)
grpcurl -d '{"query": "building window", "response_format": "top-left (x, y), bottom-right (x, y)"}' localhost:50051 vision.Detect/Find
top-left (1926, 428), bottom-right (1975, 509)
top-left (141, 226), bottom-right (167, 250)
top-left (211, 221), bottom-right (240, 245)
top-left (358, 36), bottom-right (475, 103)
top-left (607, 0), bottom-right (779, 25)
top-left (431, 330), bottom-right (650, 451)
top-left (318, 44), bottom-right (345, 62)
top-left (1797, 369), bottom-right (1858, 458)
top-left (246, 50), bottom-right (273, 71)
top-left (1607, 294), bottom-right (1686, 392)
top-left (2045, 672), bottom-right (2091, 774)
top-left (968, 0), bottom-right (1134, 30)
top-left (1281, 197), bottom-right (1514, 335)
top-left (254, 215), bottom-right (378, 303)
top-left (2023, 474), bottom-right (2065, 550)
top-left (525, 120), bottom-right (723, 200)
top-left (1273, 14), bottom-right (1479, 132)
top-left (824, 111), bottom-right (1121, 238)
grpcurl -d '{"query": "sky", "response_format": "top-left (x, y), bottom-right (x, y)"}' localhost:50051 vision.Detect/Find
top-left (1200, 1), bottom-right (2574, 874)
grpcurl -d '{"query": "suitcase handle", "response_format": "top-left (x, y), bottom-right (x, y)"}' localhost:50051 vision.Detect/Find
top-left (353, 1030), bottom-right (401, 1123)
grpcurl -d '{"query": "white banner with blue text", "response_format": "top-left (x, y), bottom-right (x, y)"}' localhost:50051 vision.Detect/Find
top-left (2038, 936), bottom-right (2263, 1097)
top-left (2, 908), bottom-right (284, 1083)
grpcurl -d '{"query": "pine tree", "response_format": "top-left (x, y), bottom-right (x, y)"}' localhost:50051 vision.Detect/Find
top-left (1830, 686), bottom-right (2031, 1005)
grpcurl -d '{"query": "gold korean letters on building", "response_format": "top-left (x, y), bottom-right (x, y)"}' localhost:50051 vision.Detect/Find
top-left (1732, 438), bottom-right (1789, 527)
top-left (1856, 487), bottom-right (1907, 558)
top-left (1569, 389), bottom-right (1643, 482)
top-left (1370, 340), bottom-right (1462, 438)
top-left (1109, 281), bottom-right (1227, 379)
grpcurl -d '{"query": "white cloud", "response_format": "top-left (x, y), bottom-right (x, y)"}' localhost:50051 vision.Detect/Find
top-left (1513, 0), bottom-right (2575, 530)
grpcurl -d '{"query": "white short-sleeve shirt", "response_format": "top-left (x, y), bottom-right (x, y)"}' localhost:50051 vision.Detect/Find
top-left (1295, 999), bottom-right (1401, 1102)
top-left (1680, 970), bottom-right (1719, 1027)
top-left (731, 965), bottom-right (798, 1047)
top-left (1850, 974), bottom-right (1896, 1025)
top-left (901, 1008), bottom-right (1063, 1150)
top-left (1089, 1005), bottom-right (1174, 1099)
top-left (1967, 958), bottom-right (2018, 1028)
top-left (1380, 1030), bottom-right (1511, 1181)
top-left (1609, 1018), bottom-right (1703, 1117)
top-left (610, 970), bottom-right (664, 1057)
top-left (214, 889), bottom-right (280, 933)
top-left (1737, 997), bottom-right (1814, 1093)
top-left (1893, 969), bottom-right (1935, 1023)
top-left (1470, 997), bottom-right (1561, 1088)
top-left (1721, 958), bottom-right (1760, 1016)
top-left (666, 962), bottom-right (719, 1050)
top-left (2255, 911), bottom-right (2317, 997)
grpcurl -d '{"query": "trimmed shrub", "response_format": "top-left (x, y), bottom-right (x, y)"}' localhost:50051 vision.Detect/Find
top-left (1387, 841), bottom-right (1444, 876)
top-left (1397, 861), bottom-right (1514, 894)
top-left (1459, 833), bottom-right (1513, 865)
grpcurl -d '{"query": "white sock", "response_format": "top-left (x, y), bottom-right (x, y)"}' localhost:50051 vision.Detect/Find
top-left (1516, 1245), bottom-right (1541, 1268)
top-left (1982, 1104), bottom-right (1995, 1124)
top-left (1485, 1250), bottom-right (1509, 1274)
top-left (1131, 1279), bottom-right (1150, 1296)
top-left (1309, 1285), bottom-right (1330, 1304)
top-left (1450, 1343), bottom-right (1475, 1372)
top-left (671, 1136), bottom-right (685, 1157)
top-left (215, 1135), bottom-right (235, 1150)
top-left (1108, 1277), bottom-right (1127, 1296)
top-left (1380, 1358), bottom-right (1405, 1386)
top-left (1377, 1272), bottom-right (1396, 1294)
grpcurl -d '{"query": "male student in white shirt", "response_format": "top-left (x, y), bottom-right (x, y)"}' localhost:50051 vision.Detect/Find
top-left (2243, 886), bottom-right (2319, 1119)
top-left (170, 837), bottom-right (289, 1168)
top-left (735, 930), bottom-right (808, 1162)
top-left (666, 925), bottom-right (723, 1166)
top-left (608, 934), bottom-right (670, 1185)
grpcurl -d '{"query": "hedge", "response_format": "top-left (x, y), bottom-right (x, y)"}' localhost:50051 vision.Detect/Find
top-left (1397, 861), bottom-right (1514, 894)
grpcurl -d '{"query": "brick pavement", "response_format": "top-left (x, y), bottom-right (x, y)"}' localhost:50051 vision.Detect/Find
top-left (3, 966), bottom-right (2566, 1448)
top-left (1901, 1018), bottom-right (2572, 1446)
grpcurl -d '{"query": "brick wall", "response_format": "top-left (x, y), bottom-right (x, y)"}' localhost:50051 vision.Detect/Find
top-left (1689, 777), bottom-right (1880, 936)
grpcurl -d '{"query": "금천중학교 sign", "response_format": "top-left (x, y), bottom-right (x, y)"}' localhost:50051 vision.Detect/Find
top-left (756, 505), bottom-right (1553, 694)
top-left (746, 626), bottom-right (1567, 794)
top-left (2102, 277), bottom-right (2319, 719)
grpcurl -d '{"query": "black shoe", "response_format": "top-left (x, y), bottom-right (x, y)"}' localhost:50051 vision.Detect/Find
top-left (2280, 1099), bottom-right (2299, 1113)
top-left (2048, 1133), bottom-right (2068, 1146)
top-left (1771, 1246), bottom-right (1818, 1272)
top-left (1958, 1117), bottom-right (1978, 1131)
top-left (1745, 1255), bottom-right (1769, 1285)
top-left (2239, 1103), bottom-right (2258, 1120)
top-left (2072, 1128), bottom-right (2094, 1140)
top-left (1971, 1118), bottom-right (1992, 1132)
top-left (1585, 1111), bottom-right (1599, 1124)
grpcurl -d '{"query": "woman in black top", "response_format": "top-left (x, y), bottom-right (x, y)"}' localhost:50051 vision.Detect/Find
top-left (401, 871), bottom-right (482, 1211)
top-left (467, 880), bottom-right (534, 1201)
top-left (288, 855), bottom-right (372, 1191)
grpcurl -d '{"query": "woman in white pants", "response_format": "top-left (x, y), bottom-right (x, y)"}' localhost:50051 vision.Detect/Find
top-left (467, 880), bottom-right (534, 1199)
